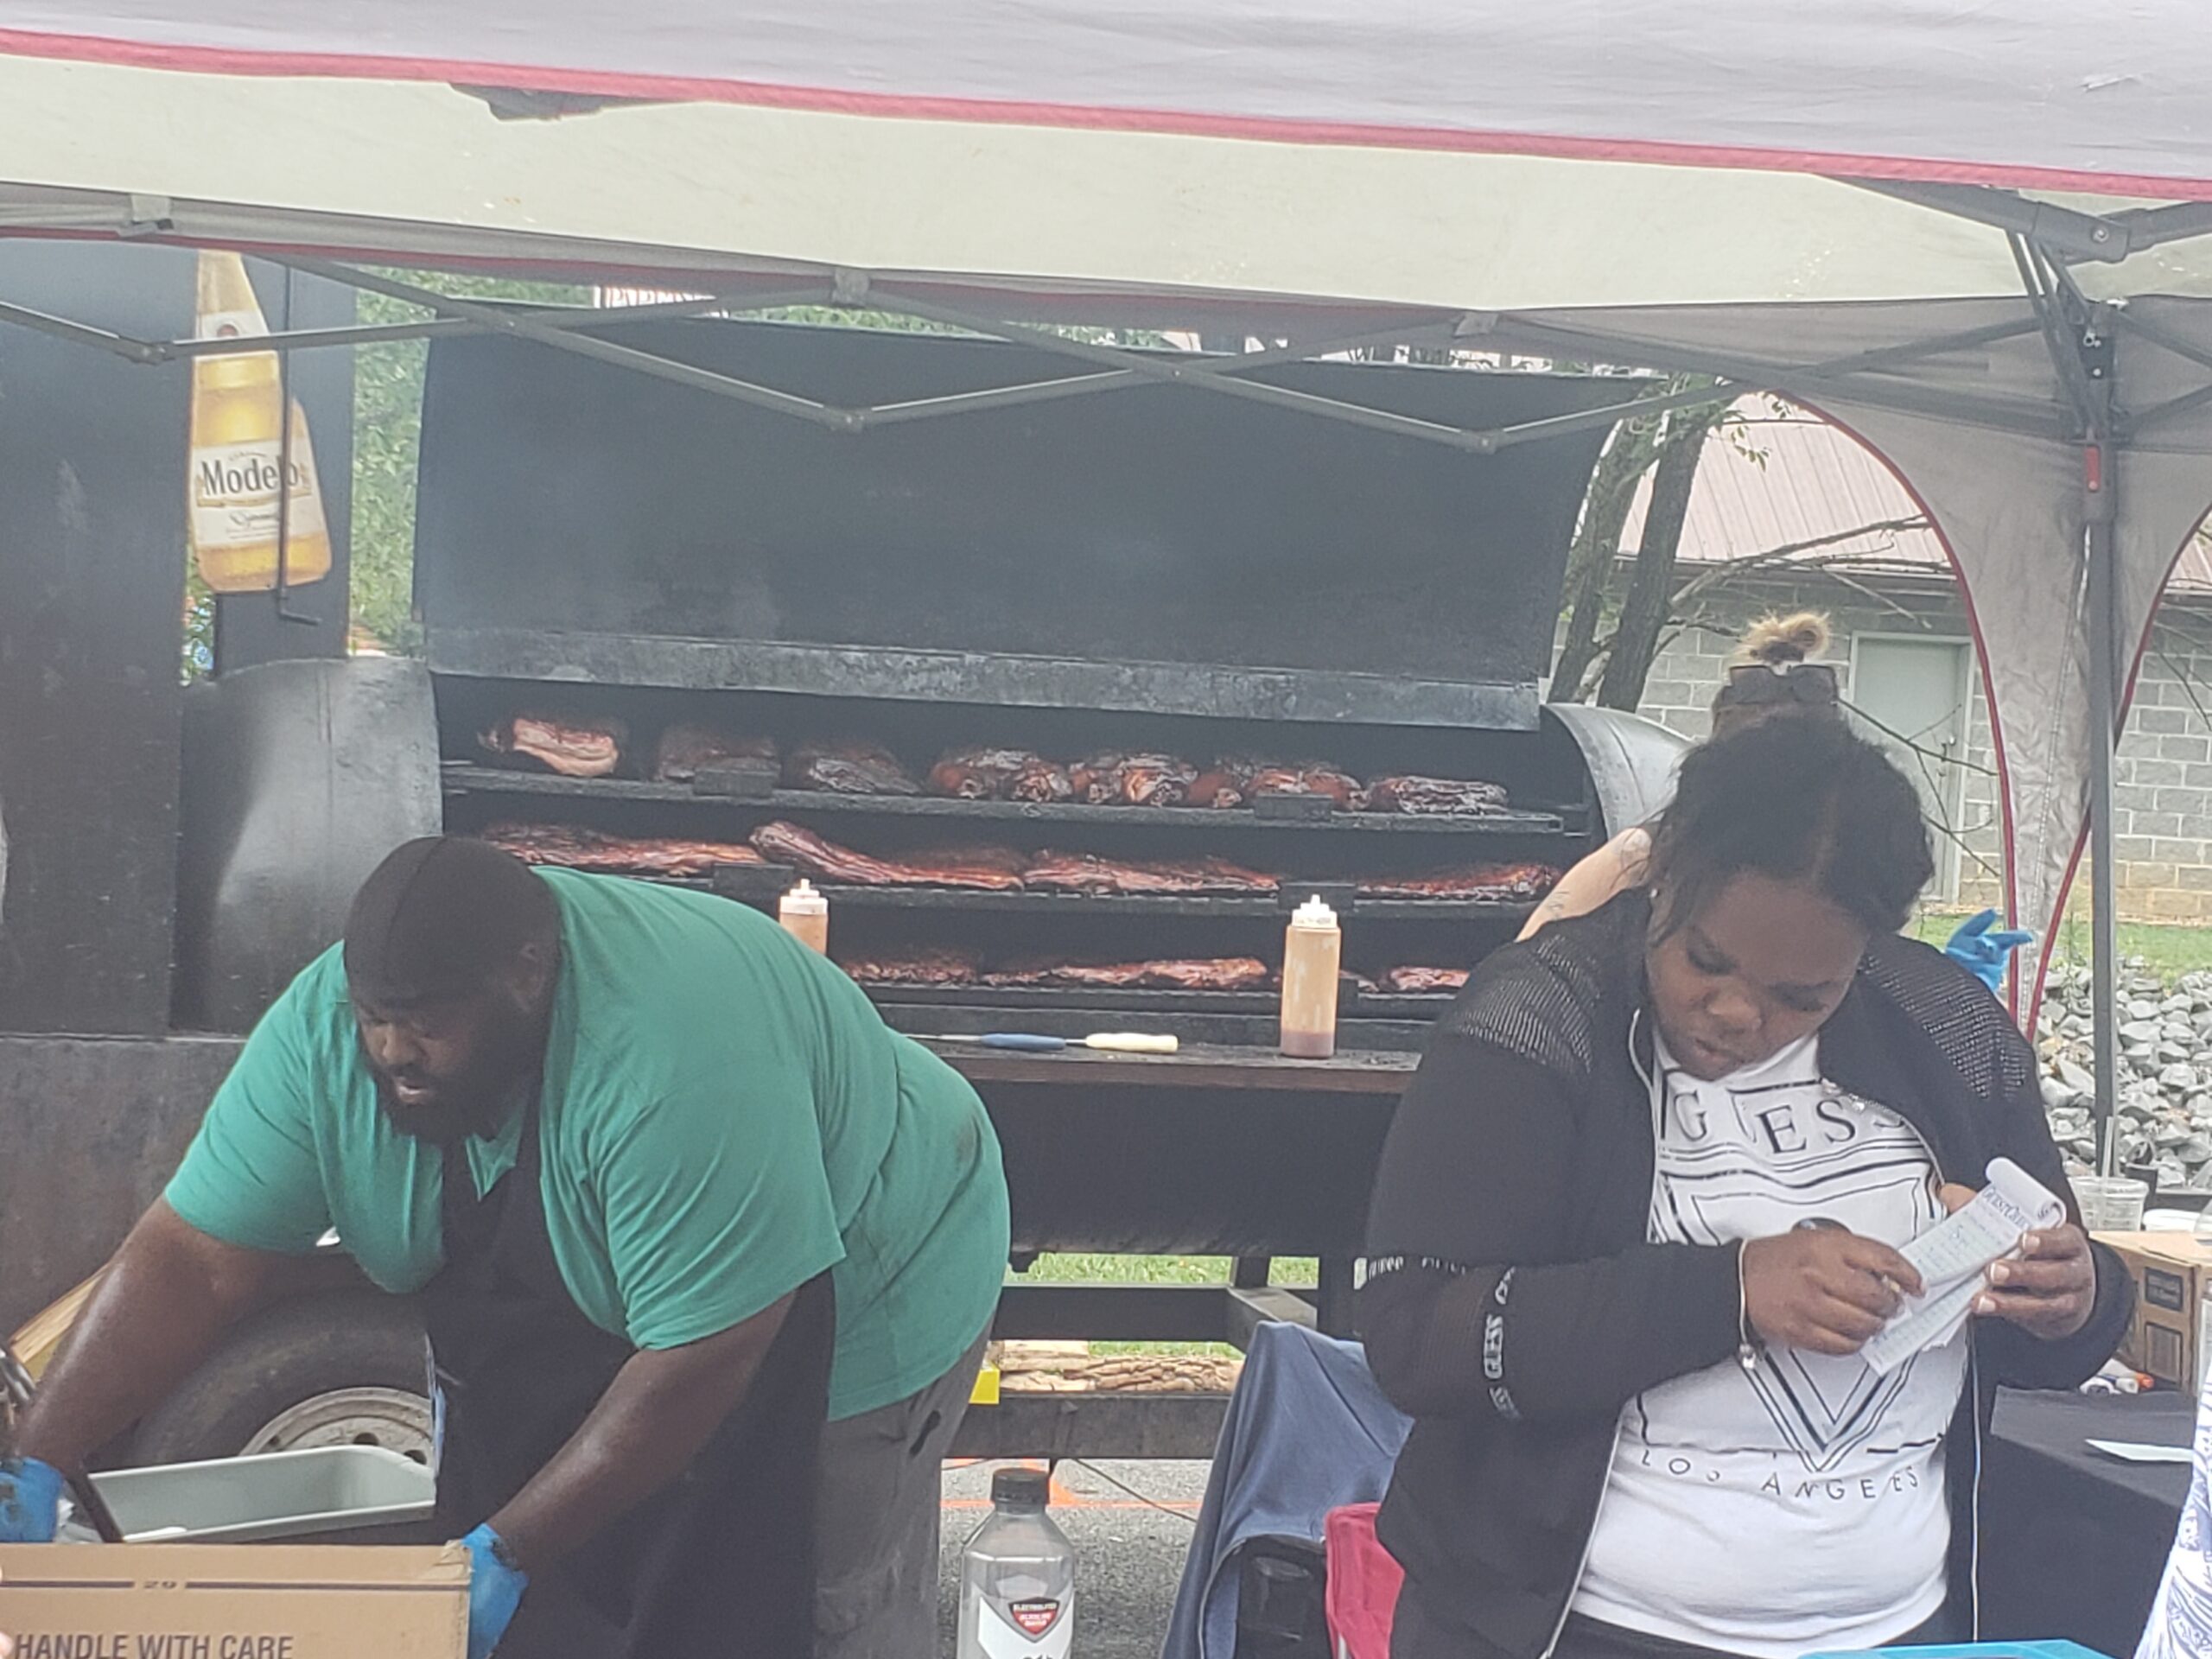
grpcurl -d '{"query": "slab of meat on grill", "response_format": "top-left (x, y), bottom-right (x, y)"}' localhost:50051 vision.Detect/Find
top-left (986, 957), bottom-right (1273, 991)
top-left (1364, 774), bottom-right (1510, 816)
top-left (927, 747), bottom-right (1073, 804)
top-left (1022, 850), bottom-right (1279, 895)
top-left (1007, 757), bottom-right (1077, 804)
top-left (480, 714), bottom-right (626, 779)
top-left (837, 948), bottom-right (982, 986)
top-left (1357, 861), bottom-right (1560, 901)
top-left (1184, 766), bottom-right (1249, 810)
top-left (652, 725), bottom-right (777, 784)
top-left (1243, 760), bottom-right (1367, 810)
top-left (1070, 752), bottom-right (1200, 807)
top-left (480, 822), bottom-right (764, 877)
top-left (749, 821), bottom-right (1028, 890)
top-left (1379, 965), bottom-right (1471, 995)
top-left (785, 740), bottom-right (923, 797)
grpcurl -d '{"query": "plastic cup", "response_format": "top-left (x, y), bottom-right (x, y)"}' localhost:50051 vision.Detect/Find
top-left (2074, 1174), bottom-right (2150, 1235)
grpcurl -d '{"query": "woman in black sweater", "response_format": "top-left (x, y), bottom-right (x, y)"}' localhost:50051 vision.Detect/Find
top-left (1360, 718), bottom-right (2132, 1659)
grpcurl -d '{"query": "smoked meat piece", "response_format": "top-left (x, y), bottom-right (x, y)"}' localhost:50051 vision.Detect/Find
top-left (750, 821), bottom-right (1027, 890)
top-left (986, 957), bottom-right (1272, 991)
top-left (1184, 767), bottom-right (1249, 810)
top-left (653, 725), bottom-right (777, 784)
top-left (1007, 757), bottom-right (1077, 804)
top-left (1243, 761), bottom-right (1366, 810)
top-left (1357, 861), bottom-right (1560, 901)
top-left (480, 713), bottom-right (626, 779)
top-left (1022, 851), bottom-right (1279, 895)
top-left (1378, 965), bottom-right (1471, 994)
top-left (786, 740), bottom-right (922, 797)
top-left (1365, 774), bottom-right (1510, 816)
top-left (1070, 753), bottom-right (1200, 807)
top-left (1069, 752), bottom-right (1122, 804)
top-left (481, 823), bottom-right (763, 877)
top-left (927, 747), bottom-right (1071, 803)
top-left (838, 948), bottom-right (982, 986)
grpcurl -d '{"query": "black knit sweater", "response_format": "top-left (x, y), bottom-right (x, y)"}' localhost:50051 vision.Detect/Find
top-left (1358, 891), bottom-right (2134, 1659)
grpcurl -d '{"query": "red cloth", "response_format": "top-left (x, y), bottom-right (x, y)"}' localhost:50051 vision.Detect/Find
top-left (1324, 1503), bottom-right (1402, 1659)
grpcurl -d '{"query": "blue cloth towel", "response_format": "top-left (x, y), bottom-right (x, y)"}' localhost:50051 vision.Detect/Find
top-left (1160, 1320), bottom-right (1413, 1659)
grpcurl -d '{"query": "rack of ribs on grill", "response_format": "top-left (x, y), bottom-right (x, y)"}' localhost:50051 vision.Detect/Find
top-left (927, 747), bottom-right (1073, 804)
top-left (480, 714), bottom-right (627, 779)
top-left (1239, 760), bottom-right (1367, 810)
top-left (1364, 775), bottom-right (1510, 816)
top-left (985, 957), bottom-right (1273, 991)
top-left (785, 740), bottom-right (923, 797)
top-left (1022, 851), bottom-right (1279, 895)
top-left (480, 823), bottom-right (764, 877)
top-left (1378, 965), bottom-right (1471, 994)
top-left (1069, 753), bottom-right (1201, 807)
top-left (837, 949), bottom-right (982, 986)
top-left (1356, 861), bottom-right (1560, 901)
top-left (653, 726), bottom-right (778, 784)
top-left (749, 821), bottom-right (1029, 890)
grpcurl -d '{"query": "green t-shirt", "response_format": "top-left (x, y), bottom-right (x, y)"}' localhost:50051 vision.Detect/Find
top-left (166, 869), bottom-right (1009, 1421)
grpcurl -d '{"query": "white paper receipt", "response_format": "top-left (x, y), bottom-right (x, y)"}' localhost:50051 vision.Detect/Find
top-left (1860, 1157), bottom-right (2067, 1374)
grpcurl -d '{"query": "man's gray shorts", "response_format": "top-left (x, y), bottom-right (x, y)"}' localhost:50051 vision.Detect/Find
top-left (813, 1328), bottom-right (992, 1659)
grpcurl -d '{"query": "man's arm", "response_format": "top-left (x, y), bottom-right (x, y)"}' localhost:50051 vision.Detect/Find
top-left (486, 1293), bottom-right (795, 1571)
top-left (18, 1201), bottom-right (290, 1470)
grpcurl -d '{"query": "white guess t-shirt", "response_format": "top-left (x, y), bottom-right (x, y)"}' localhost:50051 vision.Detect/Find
top-left (1571, 1032), bottom-right (1969, 1658)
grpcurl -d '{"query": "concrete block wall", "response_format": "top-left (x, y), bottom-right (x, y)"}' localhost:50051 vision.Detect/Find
top-left (1557, 569), bottom-right (2212, 923)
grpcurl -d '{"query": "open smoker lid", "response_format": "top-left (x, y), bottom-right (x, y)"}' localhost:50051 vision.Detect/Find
top-left (415, 316), bottom-right (1620, 729)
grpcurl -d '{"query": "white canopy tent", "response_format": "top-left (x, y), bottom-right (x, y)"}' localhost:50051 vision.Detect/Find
top-left (4, 4), bottom-right (2212, 1162)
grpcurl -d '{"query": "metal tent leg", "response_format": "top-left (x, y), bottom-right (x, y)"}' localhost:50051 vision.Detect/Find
top-left (2088, 488), bottom-right (2122, 1175)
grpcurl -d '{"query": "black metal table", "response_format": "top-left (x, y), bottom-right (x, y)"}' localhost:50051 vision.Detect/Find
top-left (1982, 1388), bottom-right (2195, 1656)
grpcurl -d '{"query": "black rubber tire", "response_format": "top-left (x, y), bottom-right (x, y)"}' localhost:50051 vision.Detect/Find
top-left (128, 1290), bottom-right (429, 1467)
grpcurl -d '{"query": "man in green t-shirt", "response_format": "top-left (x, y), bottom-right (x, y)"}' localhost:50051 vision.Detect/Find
top-left (3, 838), bottom-right (1010, 1659)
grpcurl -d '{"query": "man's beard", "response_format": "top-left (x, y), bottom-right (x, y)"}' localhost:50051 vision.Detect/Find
top-left (373, 1009), bottom-right (543, 1146)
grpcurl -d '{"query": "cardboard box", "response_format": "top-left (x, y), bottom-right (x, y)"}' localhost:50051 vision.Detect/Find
top-left (0, 1544), bottom-right (467, 1659)
top-left (2098, 1230), bottom-right (2212, 1392)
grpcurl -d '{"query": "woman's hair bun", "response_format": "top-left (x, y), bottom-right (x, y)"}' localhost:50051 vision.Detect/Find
top-left (1735, 611), bottom-right (1831, 668)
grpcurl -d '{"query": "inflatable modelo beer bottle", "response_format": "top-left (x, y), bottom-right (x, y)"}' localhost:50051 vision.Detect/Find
top-left (188, 251), bottom-right (331, 594)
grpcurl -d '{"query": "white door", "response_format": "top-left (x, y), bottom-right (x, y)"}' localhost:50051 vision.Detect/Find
top-left (1848, 635), bottom-right (1974, 902)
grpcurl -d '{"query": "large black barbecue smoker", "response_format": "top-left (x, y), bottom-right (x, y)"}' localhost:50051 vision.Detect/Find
top-left (0, 253), bottom-right (1683, 1465)
top-left (414, 312), bottom-right (1679, 1457)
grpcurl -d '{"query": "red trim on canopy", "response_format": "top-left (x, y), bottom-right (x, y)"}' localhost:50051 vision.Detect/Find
top-left (5, 25), bottom-right (2212, 203)
top-left (1805, 401), bottom-right (2031, 1018)
top-left (2035, 512), bottom-right (2212, 1039)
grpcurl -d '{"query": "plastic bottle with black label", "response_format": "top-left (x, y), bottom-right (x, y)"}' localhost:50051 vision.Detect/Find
top-left (957, 1467), bottom-right (1077, 1658)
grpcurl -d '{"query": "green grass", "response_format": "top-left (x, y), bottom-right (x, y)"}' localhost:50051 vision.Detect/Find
top-left (1007, 1254), bottom-right (1319, 1357)
top-left (1915, 909), bottom-right (2212, 984)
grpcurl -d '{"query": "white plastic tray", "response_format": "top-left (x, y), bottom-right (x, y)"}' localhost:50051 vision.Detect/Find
top-left (88, 1445), bottom-right (435, 1544)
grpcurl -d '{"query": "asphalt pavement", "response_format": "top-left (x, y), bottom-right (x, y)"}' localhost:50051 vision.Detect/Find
top-left (938, 1458), bottom-right (1211, 1658)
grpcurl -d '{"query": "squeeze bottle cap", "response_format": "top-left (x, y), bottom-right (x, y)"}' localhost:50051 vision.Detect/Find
top-left (781, 879), bottom-right (829, 915)
top-left (1291, 894), bottom-right (1338, 930)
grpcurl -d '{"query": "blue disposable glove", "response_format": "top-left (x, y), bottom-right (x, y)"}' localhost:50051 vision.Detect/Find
top-left (461, 1523), bottom-right (528, 1659)
top-left (1944, 909), bottom-right (2035, 994)
top-left (0, 1458), bottom-right (62, 1543)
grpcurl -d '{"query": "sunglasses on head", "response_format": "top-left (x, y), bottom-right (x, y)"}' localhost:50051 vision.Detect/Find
top-left (1721, 662), bottom-right (1840, 706)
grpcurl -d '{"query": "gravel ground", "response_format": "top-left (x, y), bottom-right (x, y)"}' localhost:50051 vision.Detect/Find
top-left (938, 1459), bottom-right (1210, 1658)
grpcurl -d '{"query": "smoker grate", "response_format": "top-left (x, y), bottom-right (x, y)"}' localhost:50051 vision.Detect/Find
top-left (441, 765), bottom-right (1572, 838)
top-left (862, 980), bottom-right (1455, 1020)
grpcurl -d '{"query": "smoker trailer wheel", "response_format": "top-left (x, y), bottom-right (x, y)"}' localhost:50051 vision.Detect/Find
top-left (128, 1291), bottom-right (433, 1468)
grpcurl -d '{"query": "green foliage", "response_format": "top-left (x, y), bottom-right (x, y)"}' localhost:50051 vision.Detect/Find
top-left (182, 571), bottom-right (214, 682)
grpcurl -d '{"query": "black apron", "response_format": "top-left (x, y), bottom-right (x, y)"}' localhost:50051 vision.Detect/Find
top-left (422, 1089), bottom-right (834, 1659)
